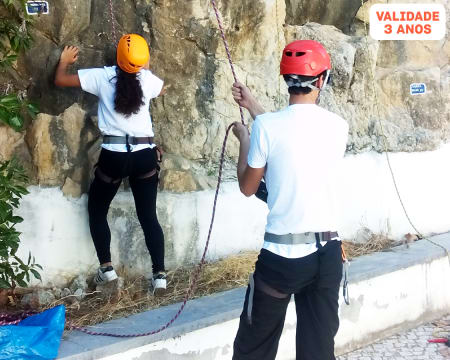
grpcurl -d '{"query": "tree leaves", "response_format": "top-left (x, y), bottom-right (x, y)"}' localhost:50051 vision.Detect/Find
top-left (0, 159), bottom-right (41, 288)
top-left (0, 278), bottom-right (11, 289)
top-left (0, 1), bottom-right (38, 132)
top-left (0, 94), bottom-right (35, 131)
top-left (26, 103), bottom-right (39, 118)
top-left (30, 268), bottom-right (41, 280)
top-left (0, 2), bottom-right (41, 286)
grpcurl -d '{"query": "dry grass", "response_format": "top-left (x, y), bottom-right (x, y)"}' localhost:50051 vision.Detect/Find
top-left (342, 232), bottom-right (396, 259)
top-left (44, 252), bottom-right (258, 330)
top-left (21, 234), bottom-right (397, 330)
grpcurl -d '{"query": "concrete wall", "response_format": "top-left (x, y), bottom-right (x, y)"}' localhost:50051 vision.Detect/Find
top-left (336, 257), bottom-right (450, 354)
top-left (337, 143), bottom-right (450, 239)
top-left (57, 234), bottom-right (450, 359)
top-left (17, 144), bottom-right (450, 285)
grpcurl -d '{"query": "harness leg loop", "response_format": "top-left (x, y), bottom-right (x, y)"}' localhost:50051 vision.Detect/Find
top-left (94, 167), bottom-right (121, 184)
top-left (136, 168), bottom-right (158, 180)
top-left (247, 273), bottom-right (290, 325)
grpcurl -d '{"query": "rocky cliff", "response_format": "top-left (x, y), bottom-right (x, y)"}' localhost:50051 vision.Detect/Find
top-left (0, 0), bottom-right (448, 194)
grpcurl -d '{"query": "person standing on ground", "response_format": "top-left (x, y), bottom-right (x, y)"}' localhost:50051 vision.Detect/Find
top-left (231, 40), bottom-right (349, 360)
top-left (54, 34), bottom-right (167, 294)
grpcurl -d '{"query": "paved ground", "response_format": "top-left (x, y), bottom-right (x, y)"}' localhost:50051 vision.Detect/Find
top-left (338, 315), bottom-right (450, 360)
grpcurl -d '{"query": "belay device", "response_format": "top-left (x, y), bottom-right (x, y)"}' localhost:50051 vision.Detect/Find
top-left (255, 180), bottom-right (268, 203)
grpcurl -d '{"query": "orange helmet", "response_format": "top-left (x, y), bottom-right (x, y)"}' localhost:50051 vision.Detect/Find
top-left (280, 40), bottom-right (331, 76)
top-left (116, 34), bottom-right (150, 73)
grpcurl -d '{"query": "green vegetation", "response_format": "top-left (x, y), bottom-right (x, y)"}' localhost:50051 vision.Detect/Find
top-left (0, 159), bottom-right (41, 289)
top-left (0, 0), bottom-right (38, 131)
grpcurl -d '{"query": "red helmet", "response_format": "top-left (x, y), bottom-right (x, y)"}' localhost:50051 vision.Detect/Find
top-left (280, 40), bottom-right (331, 76)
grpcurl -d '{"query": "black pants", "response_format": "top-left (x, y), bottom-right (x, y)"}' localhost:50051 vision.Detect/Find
top-left (88, 148), bottom-right (165, 273)
top-left (233, 241), bottom-right (343, 360)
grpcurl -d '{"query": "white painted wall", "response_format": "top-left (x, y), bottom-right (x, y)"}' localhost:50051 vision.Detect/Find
top-left (99, 319), bottom-right (239, 360)
top-left (337, 143), bottom-right (450, 239)
top-left (16, 144), bottom-right (450, 285)
top-left (15, 188), bottom-right (95, 286)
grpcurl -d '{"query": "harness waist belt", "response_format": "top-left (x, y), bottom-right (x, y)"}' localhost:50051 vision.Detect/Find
top-left (103, 135), bottom-right (154, 145)
top-left (264, 231), bottom-right (339, 245)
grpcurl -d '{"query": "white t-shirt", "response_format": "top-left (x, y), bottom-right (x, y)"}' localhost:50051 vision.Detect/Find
top-left (78, 66), bottom-right (163, 152)
top-left (248, 104), bottom-right (348, 258)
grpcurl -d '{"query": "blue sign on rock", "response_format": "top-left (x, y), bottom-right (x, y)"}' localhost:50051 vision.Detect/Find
top-left (26, 1), bottom-right (49, 15)
top-left (410, 83), bottom-right (427, 95)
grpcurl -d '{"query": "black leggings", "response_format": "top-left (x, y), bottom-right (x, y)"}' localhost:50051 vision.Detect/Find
top-left (88, 148), bottom-right (165, 273)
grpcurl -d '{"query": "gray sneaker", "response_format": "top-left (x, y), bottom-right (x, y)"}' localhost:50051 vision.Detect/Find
top-left (150, 272), bottom-right (167, 296)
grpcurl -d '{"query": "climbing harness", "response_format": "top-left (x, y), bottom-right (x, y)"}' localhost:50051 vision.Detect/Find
top-left (103, 134), bottom-right (154, 154)
top-left (247, 273), bottom-right (255, 325)
top-left (246, 272), bottom-right (290, 325)
top-left (264, 231), bottom-right (338, 245)
top-left (102, 135), bottom-right (154, 146)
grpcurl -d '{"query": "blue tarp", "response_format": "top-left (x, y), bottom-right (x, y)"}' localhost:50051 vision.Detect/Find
top-left (0, 305), bottom-right (65, 360)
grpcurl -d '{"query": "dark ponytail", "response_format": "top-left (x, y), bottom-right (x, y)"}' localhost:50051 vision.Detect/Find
top-left (114, 67), bottom-right (145, 117)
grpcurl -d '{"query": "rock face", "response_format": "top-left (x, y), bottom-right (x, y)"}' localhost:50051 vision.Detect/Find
top-left (25, 103), bottom-right (99, 192)
top-left (31, 0), bottom-right (92, 44)
top-left (0, 0), bottom-right (448, 193)
top-left (285, 0), bottom-right (363, 31)
top-left (0, 125), bottom-right (25, 161)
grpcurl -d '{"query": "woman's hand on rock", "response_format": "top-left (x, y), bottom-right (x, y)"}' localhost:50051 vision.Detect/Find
top-left (60, 46), bottom-right (79, 65)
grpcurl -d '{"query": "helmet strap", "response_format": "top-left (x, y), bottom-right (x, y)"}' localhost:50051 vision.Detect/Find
top-left (285, 74), bottom-right (320, 90)
top-left (285, 71), bottom-right (331, 104)
top-left (320, 70), bottom-right (331, 91)
top-left (316, 70), bottom-right (331, 105)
